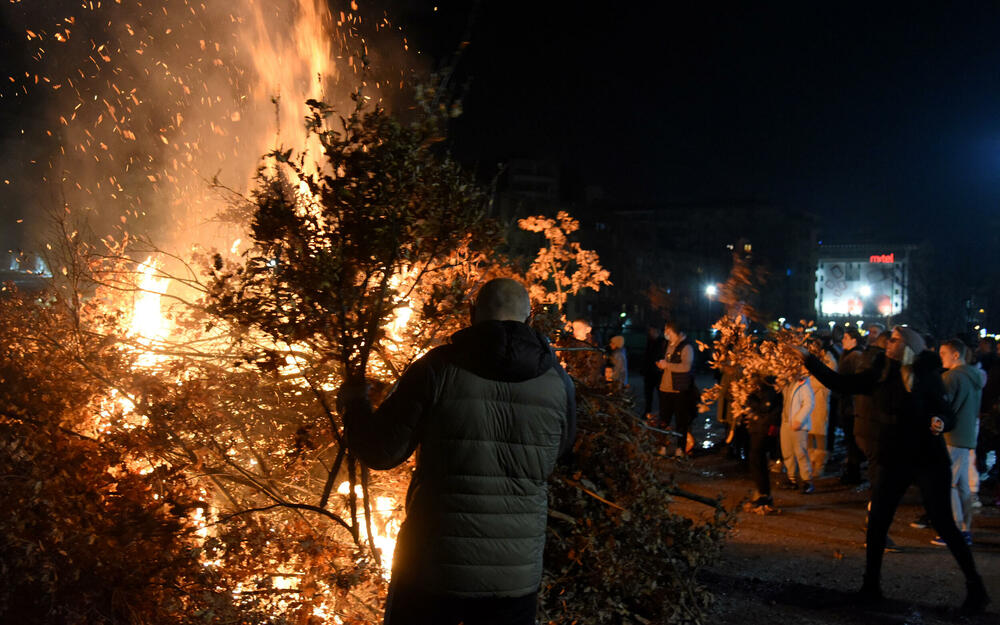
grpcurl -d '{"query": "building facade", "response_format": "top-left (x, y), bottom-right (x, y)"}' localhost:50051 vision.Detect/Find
top-left (815, 244), bottom-right (913, 324)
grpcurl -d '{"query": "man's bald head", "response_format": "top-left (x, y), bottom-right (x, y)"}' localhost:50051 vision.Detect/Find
top-left (473, 278), bottom-right (531, 323)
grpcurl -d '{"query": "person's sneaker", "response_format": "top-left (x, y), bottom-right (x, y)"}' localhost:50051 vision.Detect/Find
top-left (971, 493), bottom-right (982, 509)
top-left (840, 471), bottom-right (862, 485)
top-left (801, 482), bottom-right (815, 494)
top-left (867, 535), bottom-right (900, 551)
top-left (855, 582), bottom-right (884, 606)
top-left (961, 577), bottom-right (990, 616)
top-left (779, 479), bottom-right (799, 490)
top-left (909, 514), bottom-right (930, 529)
top-left (750, 494), bottom-right (774, 507)
top-left (931, 532), bottom-right (973, 547)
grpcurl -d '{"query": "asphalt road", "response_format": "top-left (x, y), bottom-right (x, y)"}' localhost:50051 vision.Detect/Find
top-left (669, 441), bottom-right (1000, 625)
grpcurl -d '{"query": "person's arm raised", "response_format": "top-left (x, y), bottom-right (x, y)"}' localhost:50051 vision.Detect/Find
top-left (793, 346), bottom-right (879, 395)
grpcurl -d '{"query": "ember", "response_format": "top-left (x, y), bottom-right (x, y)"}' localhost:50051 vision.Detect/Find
top-left (3, 1), bottom-right (413, 621)
top-left (1, 1), bottom-right (631, 623)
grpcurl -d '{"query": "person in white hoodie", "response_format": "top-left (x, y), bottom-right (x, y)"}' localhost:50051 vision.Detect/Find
top-left (781, 370), bottom-right (816, 493)
top-left (807, 340), bottom-right (838, 476)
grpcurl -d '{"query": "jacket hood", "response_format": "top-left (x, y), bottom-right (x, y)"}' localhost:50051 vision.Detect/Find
top-left (950, 363), bottom-right (985, 390)
top-left (448, 320), bottom-right (555, 382)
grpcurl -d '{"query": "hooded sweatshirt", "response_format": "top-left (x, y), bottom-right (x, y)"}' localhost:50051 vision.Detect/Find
top-left (943, 364), bottom-right (984, 449)
top-left (344, 320), bottom-right (575, 597)
top-left (782, 378), bottom-right (814, 431)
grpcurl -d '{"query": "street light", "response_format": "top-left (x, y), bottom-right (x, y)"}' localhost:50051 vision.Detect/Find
top-left (705, 284), bottom-right (718, 297)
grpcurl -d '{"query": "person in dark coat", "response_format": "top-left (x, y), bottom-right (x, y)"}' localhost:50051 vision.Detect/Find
top-left (798, 326), bottom-right (989, 615)
top-left (976, 337), bottom-right (1000, 478)
top-left (853, 331), bottom-right (887, 481)
top-left (342, 278), bottom-right (576, 625)
top-left (656, 323), bottom-right (698, 456)
top-left (838, 328), bottom-right (866, 484)
top-left (746, 374), bottom-right (782, 510)
top-left (640, 324), bottom-right (667, 418)
top-left (560, 318), bottom-right (605, 388)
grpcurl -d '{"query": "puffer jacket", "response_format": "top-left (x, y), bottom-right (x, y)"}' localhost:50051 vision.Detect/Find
top-left (344, 320), bottom-right (575, 597)
top-left (943, 364), bottom-right (984, 449)
top-left (805, 350), bottom-right (952, 466)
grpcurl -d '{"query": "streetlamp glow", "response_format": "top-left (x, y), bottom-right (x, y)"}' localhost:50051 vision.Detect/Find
top-left (859, 284), bottom-right (872, 298)
top-left (705, 284), bottom-right (718, 297)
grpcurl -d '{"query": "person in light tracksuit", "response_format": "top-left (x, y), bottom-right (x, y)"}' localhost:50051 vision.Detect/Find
top-left (781, 373), bottom-right (815, 493)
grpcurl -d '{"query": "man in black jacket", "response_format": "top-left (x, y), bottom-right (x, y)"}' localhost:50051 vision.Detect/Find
top-left (837, 328), bottom-right (865, 484)
top-left (343, 278), bottom-right (576, 625)
top-left (640, 324), bottom-right (667, 419)
top-left (800, 326), bottom-right (988, 615)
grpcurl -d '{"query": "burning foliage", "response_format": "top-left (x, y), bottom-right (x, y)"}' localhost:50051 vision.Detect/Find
top-left (3, 2), bottom-right (731, 622)
top-left (0, 288), bottom-right (239, 623)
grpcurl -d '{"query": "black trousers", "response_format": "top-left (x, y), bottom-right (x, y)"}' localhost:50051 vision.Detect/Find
top-left (864, 458), bottom-right (979, 586)
top-left (975, 412), bottom-right (998, 474)
top-left (855, 420), bottom-right (878, 485)
top-left (384, 582), bottom-right (537, 625)
top-left (643, 373), bottom-right (660, 415)
top-left (841, 412), bottom-right (863, 477)
top-left (748, 429), bottom-right (772, 497)
top-left (659, 388), bottom-right (697, 443)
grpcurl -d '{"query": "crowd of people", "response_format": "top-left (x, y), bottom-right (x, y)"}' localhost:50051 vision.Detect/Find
top-left (342, 282), bottom-right (992, 621)
top-left (631, 319), bottom-right (995, 615)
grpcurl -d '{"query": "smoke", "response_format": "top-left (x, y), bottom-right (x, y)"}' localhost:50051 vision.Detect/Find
top-left (1, 0), bottom-right (409, 260)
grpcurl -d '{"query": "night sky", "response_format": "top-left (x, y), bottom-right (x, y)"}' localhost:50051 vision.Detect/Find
top-left (393, 1), bottom-right (1000, 244)
top-left (3, 2), bottom-right (1000, 249)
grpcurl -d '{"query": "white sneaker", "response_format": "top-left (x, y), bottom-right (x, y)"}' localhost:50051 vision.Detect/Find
top-left (971, 493), bottom-right (983, 509)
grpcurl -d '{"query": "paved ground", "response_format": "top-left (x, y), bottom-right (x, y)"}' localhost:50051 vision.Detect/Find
top-left (672, 450), bottom-right (999, 625)
top-left (646, 376), bottom-right (1000, 625)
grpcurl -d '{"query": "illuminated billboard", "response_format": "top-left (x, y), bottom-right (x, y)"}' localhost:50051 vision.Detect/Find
top-left (815, 247), bottom-right (909, 319)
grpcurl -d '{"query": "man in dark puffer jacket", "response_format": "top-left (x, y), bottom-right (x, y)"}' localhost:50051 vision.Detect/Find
top-left (343, 278), bottom-right (576, 625)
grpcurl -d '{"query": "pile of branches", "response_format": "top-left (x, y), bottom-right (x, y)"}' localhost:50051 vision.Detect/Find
top-left (0, 290), bottom-right (251, 624)
top-left (0, 82), bottom-right (730, 623)
top-left (541, 385), bottom-right (733, 625)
